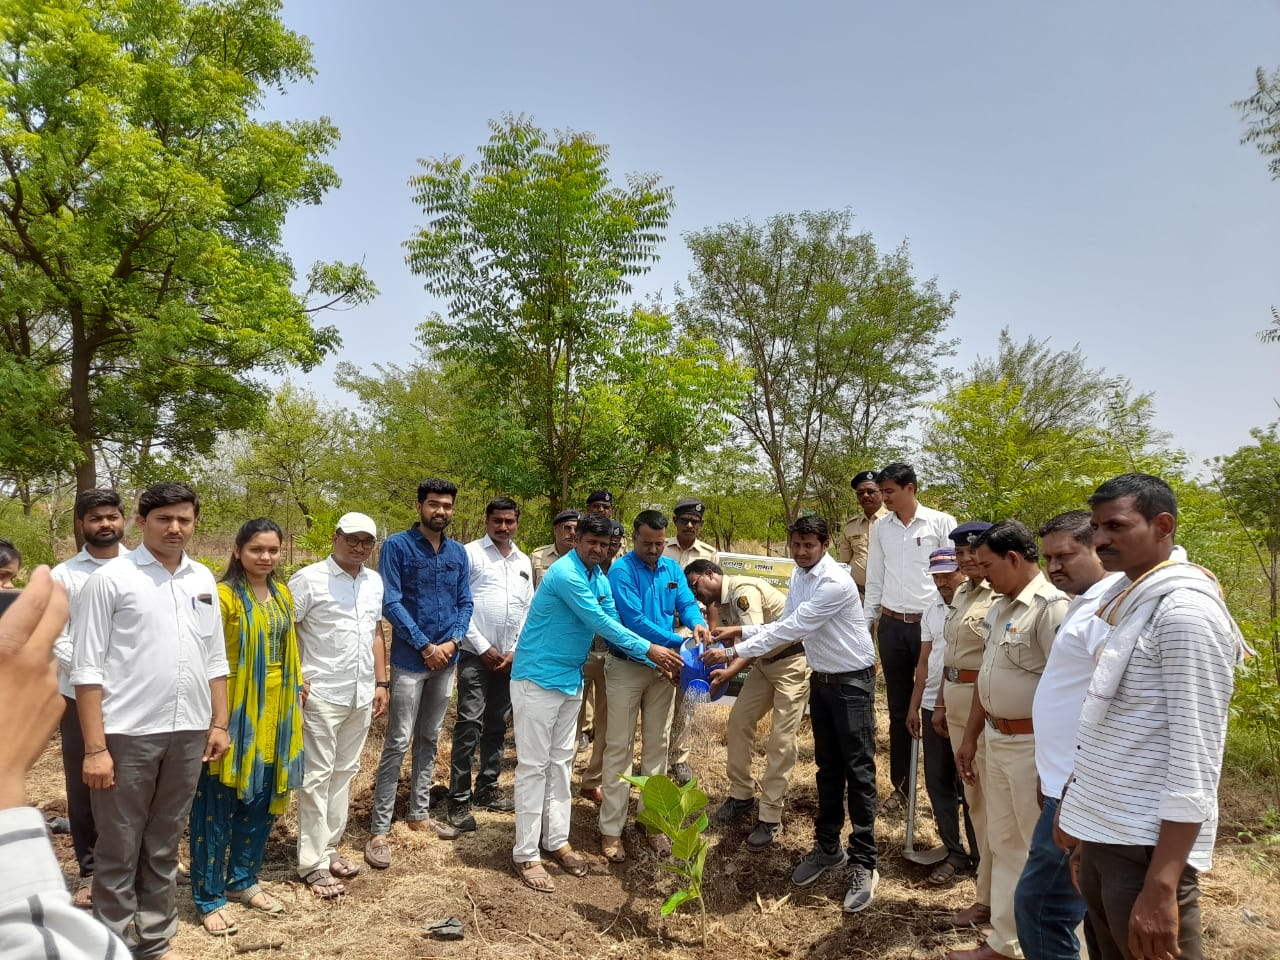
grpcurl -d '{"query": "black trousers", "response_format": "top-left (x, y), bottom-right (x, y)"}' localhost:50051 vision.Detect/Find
top-left (448, 652), bottom-right (513, 804)
top-left (808, 671), bottom-right (878, 870)
top-left (59, 695), bottom-right (97, 877)
top-left (876, 616), bottom-right (921, 794)
top-left (1079, 841), bottom-right (1203, 960)
top-left (921, 707), bottom-right (978, 868)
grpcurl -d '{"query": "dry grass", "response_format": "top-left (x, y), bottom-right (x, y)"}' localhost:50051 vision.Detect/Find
top-left (27, 690), bottom-right (1280, 960)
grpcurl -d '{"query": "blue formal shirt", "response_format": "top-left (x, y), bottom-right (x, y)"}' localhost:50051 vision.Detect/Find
top-left (607, 551), bottom-right (706, 659)
top-left (511, 551), bottom-right (651, 695)
top-left (380, 524), bottom-right (474, 673)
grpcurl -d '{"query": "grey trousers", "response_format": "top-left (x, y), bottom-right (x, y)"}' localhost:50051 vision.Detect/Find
top-left (91, 730), bottom-right (206, 960)
top-left (371, 664), bottom-right (456, 834)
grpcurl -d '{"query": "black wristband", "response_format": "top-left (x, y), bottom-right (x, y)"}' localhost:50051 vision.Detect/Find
top-left (376, 681), bottom-right (391, 689)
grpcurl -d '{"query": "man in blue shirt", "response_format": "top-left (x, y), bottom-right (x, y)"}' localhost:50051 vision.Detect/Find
top-left (365, 479), bottom-right (474, 870)
top-left (509, 513), bottom-right (682, 892)
top-left (598, 510), bottom-right (709, 862)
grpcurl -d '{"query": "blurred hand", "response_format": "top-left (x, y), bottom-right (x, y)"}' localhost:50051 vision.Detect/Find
top-left (648, 644), bottom-right (683, 681)
top-left (301, 680), bottom-right (311, 707)
top-left (372, 687), bottom-right (389, 721)
top-left (0, 567), bottom-right (67, 809)
top-left (906, 709), bottom-right (922, 739)
top-left (956, 738), bottom-right (978, 785)
top-left (479, 647), bottom-right (504, 671)
top-left (692, 624), bottom-right (711, 645)
top-left (700, 646), bottom-right (731, 667)
top-left (931, 706), bottom-right (949, 738)
top-left (498, 652), bottom-right (515, 674)
top-left (710, 625), bottom-right (742, 643)
top-left (203, 726), bottom-right (230, 764)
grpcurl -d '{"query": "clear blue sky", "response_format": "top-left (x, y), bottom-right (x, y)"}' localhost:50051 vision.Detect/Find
top-left (266, 0), bottom-right (1280, 468)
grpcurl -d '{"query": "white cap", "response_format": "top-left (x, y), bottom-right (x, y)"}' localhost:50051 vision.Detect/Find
top-left (336, 512), bottom-right (377, 538)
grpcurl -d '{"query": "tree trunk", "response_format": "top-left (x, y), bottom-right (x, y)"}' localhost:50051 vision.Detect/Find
top-left (69, 305), bottom-right (96, 549)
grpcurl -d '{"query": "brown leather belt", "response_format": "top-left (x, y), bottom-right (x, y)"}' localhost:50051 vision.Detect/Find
top-left (987, 716), bottom-right (1034, 736)
top-left (763, 642), bottom-right (805, 664)
top-left (880, 607), bottom-right (922, 624)
top-left (944, 667), bottom-right (979, 683)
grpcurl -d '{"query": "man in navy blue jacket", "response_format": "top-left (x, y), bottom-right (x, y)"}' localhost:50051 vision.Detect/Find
top-left (365, 479), bottom-right (474, 870)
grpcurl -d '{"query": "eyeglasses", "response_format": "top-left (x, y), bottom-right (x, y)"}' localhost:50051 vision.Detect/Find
top-left (688, 572), bottom-right (709, 593)
top-left (675, 515), bottom-right (702, 525)
top-left (342, 534), bottom-right (376, 550)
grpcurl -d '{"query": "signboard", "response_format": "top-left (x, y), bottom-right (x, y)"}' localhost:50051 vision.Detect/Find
top-left (715, 552), bottom-right (796, 593)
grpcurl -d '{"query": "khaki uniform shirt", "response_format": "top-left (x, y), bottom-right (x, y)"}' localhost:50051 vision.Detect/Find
top-left (529, 544), bottom-right (562, 588)
top-left (976, 572), bottom-right (1069, 721)
top-left (716, 575), bottom-right (786, 629)
top-left (942, 579), bottom-right (996, 672)
top-left (663, 536), bottom-right (717, 571)
top-left (838, 505), bottom-right (889, 589)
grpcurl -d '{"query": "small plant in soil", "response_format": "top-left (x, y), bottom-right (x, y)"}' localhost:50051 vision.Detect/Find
top-left (621, 772), bottom-right (711, 946)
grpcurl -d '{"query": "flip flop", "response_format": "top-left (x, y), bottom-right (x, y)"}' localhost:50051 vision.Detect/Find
top-left (928, 860), bottom-right (959, 885)
top-left (71, 877), bottom-right (93, 910)
top-left (600, 835), bottom-right (626, 863)
top-left (511, 858), bottom-right (556, 893)
top-left (200, 907), bottom-right (239, 937)
top-left (236, 882), bottom-right (285, 915)
top-left (328, 855), bottom-right (361, 879)
top-left (542, 843), bottom-right (589, 877)
top-left (302, 869), bottom-right (346, 899)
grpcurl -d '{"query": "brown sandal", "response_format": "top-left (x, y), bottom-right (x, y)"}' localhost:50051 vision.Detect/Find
top-left (600, 834), bottom-right (626, 863)
top-left (512, 858), bottom-right (556, 893)
top-left (542, 843), bottom-right (589, 877)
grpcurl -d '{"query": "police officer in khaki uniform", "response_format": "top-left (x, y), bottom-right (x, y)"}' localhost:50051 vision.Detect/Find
top-left (665, 498), bottom-right (719, 784)
top-left (686, 560), bottom-right (807, 851)
top-left (575, 519), bottom-right (626, 804)
top-left (530, 509), bottom-right (579, 587)
top-left (936, 521), bottom-right (996, 929)
top-left (838, 471), bottom-right (889, 594)
top-left (952, 521), bottom-right (1068, 960)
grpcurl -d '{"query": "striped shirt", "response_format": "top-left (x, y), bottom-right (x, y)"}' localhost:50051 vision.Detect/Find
top-left (1058, 588), bottom-right (1236, 870)
top-left (0, 806), bottom-right (128, 958)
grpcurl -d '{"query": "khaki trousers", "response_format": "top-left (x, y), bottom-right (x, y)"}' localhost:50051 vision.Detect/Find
top-left (575, 650), bottom-right (608, 790)
top-left (944, 680), bottom-right (992, 905)
top-left (983, 729), bottom-right (1040, 959)
top-left (725, 653), bottom-right (810, 822)
top-left (598, 656), bottom-right (675, 837)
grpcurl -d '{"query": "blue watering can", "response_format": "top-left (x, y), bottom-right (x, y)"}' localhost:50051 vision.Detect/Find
top-left (678, 641), bottom-right (728, 702)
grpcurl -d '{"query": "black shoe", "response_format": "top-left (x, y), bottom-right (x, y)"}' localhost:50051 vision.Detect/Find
top-left (669, 763), bottom-right (694, 786)
top-left (712, 796), bottom-right (755, 826)
top-left (746, 820), bottom-right (781, 851)
top-left (429, 783), bottom-right (449, 809)
top-left (474, 791), bottom-right (514, 813)
top-left (447, 804), bottom-right (477, 832)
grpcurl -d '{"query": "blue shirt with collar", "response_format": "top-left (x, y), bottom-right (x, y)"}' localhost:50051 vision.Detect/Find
top-left (380, 523), bottom-right (474, 673)
top-left (512, 550), bottom-right (652, 695)
top-left (607, 551), bottom-right (706, 659)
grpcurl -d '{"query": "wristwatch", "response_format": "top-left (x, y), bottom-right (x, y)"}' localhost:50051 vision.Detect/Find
top-left (376, 681), bottom-right (391, 689)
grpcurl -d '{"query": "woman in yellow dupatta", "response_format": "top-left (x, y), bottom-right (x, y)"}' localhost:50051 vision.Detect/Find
top-left (190, 518), bottom-right (305, 936)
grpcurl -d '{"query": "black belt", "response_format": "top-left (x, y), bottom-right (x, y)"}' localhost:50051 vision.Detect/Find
top-left (762, 642), bottom-right (805, 664)
top-left (608, 646), bottom-right (648, 665)
top-left (810, 666), bottom-right (876, 686)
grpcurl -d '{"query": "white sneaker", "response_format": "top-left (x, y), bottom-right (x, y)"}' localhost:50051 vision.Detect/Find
top-left (842, 865), bottom-right (879, 913)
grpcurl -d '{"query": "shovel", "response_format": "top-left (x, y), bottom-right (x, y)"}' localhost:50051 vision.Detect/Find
top-left (902, 735), bottom-right (948, 866)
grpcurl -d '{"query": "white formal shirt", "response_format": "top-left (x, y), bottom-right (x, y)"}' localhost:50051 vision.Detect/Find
top-left (864, 503), bottom-right (958, 618)
top-left (70, 545), bottom-right (229, 737)
top-left (920, 596), bottom-right (949, 710)
top-left (51, 546), bottom-right (130, 699)
top-left (463, 535), bottom-right (534, 656)
top-left (1032, 573), bottom-right (1123, 798)
top-left (735, 553), bottom-right (875, 674)
top-left (289, 556), bottom-right (384, 709)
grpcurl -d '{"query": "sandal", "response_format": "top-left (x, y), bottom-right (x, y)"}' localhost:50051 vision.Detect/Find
top-left (878, 792), bottom-right (906, 816)
top-left (928, 860), bottom-right (959, 885)
top-left (600, 834), bottom-right (626, 863)
top-left (303, 869), bottom-right (346, 899)
top-left (328, 855), bottom-right (361, 879)
top-left (200, 907), bottom-right (239, 937)
top-left (645, 833), bottom-right (672, 856)
top-left (512, 858), bottom-right (556, 893)
top-left (236, 882), bottom-right (285, 915)
top-left (71, 877), bottom-right (93, 910)
top-left (542, 843), bottom-right (589, 877)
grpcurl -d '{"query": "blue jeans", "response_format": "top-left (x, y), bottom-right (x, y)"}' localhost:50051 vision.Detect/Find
top-left (1014, 797), bottom-right (1085, 960)
top-left (370, 665), bottom-right (456, 833)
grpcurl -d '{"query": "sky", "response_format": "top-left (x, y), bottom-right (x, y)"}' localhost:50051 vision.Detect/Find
top-left (264, 0), bottom-right (1280, 469)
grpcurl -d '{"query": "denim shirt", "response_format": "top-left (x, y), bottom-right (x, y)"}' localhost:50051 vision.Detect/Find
top-left (380, 524), bottom-right (474, 673)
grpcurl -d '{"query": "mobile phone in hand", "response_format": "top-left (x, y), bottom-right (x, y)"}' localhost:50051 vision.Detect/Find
top-left (0, 589), bottom-right (20, 616)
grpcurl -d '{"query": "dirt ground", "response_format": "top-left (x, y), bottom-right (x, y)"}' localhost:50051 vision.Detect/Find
top-left (26, 690), bottom-right (1280, 960)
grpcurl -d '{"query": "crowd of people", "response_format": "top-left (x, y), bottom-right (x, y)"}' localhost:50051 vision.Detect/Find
top-left (0, 465), bottom-right (1246, 960)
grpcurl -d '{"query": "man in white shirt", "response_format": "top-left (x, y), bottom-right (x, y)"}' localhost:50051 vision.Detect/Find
top-left (71, 482), bottom-right (230, 960)
top-left (864, 462), bottom-right (958, 811)
top-left (1012, 511), bottom-right (1117, 960)
top-left (447, 497), bottom-right (534, 831)
top-left (50, 489), bottom-right (128, 910)
top-left (705, 516), bottom-right (880, 914)
top-left (290, 512), bottom-right (388, 897)
top-left (1058, 475), bottom-right (1238, 960)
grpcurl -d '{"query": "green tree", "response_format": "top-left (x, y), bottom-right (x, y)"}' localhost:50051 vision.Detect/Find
top-left (0, 0), bottom-right (374, 498)
top-left (680, 209), bottom-right (957, 523)
top-left (921, 330), bottom-right (1179, 527)
top-left (1235, 68), bottom-right (1280, 343)
top-left (404, 116), bottom-right (748, 510)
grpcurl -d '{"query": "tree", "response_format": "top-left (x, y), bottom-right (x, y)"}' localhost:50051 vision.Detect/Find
top-left (921, 330), bottom-right (1179, 527)
top-left (405, 116), bottom-right (748, 510)
top-left (680, 209), bottom-right (957, 523)
top-left (1235, 68), bottom-right (1280, 344)
top-left (0, 0), bottom-right (374, 499)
